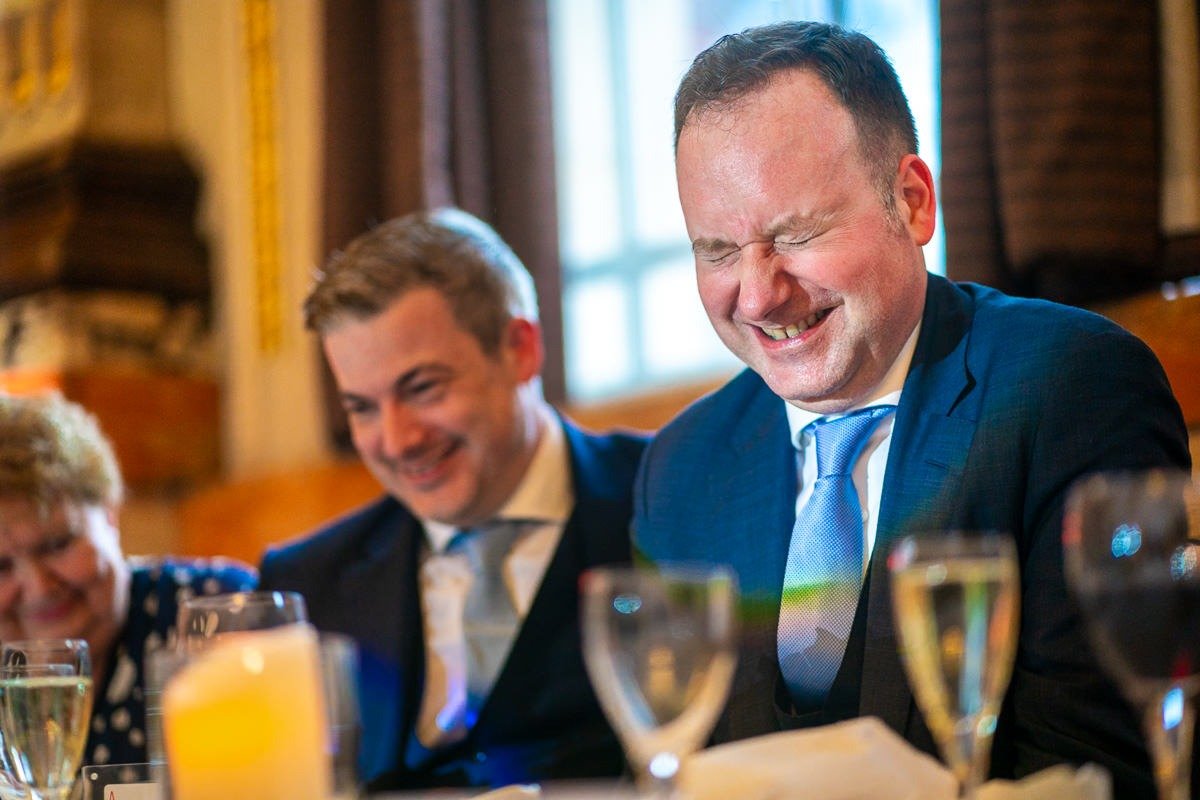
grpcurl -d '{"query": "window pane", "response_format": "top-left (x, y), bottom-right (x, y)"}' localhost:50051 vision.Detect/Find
top-left (623, 0), bottom-right (691, 246)
top-left (548, 0), bottom-right (621, 267)
top-left (564, 279), bottom-right (633, 399)
top-left (639, 256), bottom-right (739, 379)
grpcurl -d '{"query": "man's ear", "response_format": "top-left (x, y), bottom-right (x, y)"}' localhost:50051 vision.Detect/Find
top-left (894, 154), bottom-right (937, 246)
top-left (502, 317), bottom-right (544, 383)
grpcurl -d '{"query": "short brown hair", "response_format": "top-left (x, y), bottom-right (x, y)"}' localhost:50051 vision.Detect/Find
top-left (0, 393), bottom-right (124, 509)
top-left (674, 21), bottom-right (917, 209)
top-left (303, 208), bottom-right (538, 354)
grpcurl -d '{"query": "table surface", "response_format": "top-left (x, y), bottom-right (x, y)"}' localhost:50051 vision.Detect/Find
top-left (375, 781), bottom-right (635, 799)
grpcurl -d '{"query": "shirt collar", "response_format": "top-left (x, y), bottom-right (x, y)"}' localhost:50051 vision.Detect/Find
top-left (784, 320), bottom-right (920, 449)
top-left (422, 404), bottom-right (572, 554)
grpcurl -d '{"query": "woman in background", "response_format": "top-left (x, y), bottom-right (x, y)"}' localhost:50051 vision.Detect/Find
top-left (0, 392), bottom-right (257, 767)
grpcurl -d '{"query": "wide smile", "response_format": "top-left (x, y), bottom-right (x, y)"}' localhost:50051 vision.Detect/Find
top-left (396, 439), bottom-right (463, 488)
top-left (22, 596), bottom-right (78, 627)
top-left (757, 306), bottom-right (834, 342)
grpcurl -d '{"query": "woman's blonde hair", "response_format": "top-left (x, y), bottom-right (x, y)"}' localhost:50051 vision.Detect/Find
top-left (0, 393), bottom-right (124, 509)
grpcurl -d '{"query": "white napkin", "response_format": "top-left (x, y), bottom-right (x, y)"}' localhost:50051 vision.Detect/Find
top-left (470, 785), bottom-right (540, 799)
top-left (679, 717), bottom-right (1111, 800)
top-left (977, 764), bottom-right (1111, 800)
top-left (680, 717), bottom-right (955, 800)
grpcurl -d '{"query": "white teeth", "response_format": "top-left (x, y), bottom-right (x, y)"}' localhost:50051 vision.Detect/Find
top-left (760, 308), bottom-right (830, 341)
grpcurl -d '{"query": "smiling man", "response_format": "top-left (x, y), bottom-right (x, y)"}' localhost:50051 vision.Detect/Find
top-left (632, 21), bottom-right (1191, 799)
top-left (259, 209), bottom-right (645, 791)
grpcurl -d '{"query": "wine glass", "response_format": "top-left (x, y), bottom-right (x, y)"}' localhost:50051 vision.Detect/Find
top-left (0, 639), bottom-right (94, 800)
top-left (176, 589), bottom-right (307, 648)
top-left (580, 564), bottom-right (738, 798)
top-left (1063, 469), bottom-right (1200, 800)
top-left (318, 633), bottom-right (362, 800)
top-left (888, 533), bottom-right (1020, 798)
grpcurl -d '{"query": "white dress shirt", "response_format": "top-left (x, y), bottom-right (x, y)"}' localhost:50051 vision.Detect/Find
top-left (784, 323), bottom-right (920, 567)
top-left (414, 406), bottom-right (573, 746)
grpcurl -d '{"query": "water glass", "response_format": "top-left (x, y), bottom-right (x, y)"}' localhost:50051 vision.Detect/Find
top-left (162, 624), bottom-right (330, 800)
top-left (176, 590), bottom-right (307, 647)
top-left (581, 564), bottom-right (738, 798)
top-left (319, 633), bottom-right (362, 800)
top-left (1064, 469), bottom-right (1200, 800)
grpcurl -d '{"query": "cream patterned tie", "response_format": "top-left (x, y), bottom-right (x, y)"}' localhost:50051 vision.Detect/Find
top-left (414, 520), bottom-right (523, 747)
top-left (456, 521), bottom-right (523, 722)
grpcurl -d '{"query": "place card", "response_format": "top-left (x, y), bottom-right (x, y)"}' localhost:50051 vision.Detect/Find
top-left (79, 763), bottom-right (163, 800)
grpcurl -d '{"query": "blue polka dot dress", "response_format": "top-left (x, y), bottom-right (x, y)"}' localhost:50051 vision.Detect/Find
top-left (83, 557), bottom-right (258, 767)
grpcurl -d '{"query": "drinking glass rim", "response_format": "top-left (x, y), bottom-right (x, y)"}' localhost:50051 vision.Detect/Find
top-left (0, 637), bottom-right (89, 650)
top-left (1067, 467), bottom-right (1194, 492)
top-left (0, 663), bottom-right (78, 678)
top-left (889, 531), bottom-right (1017, 571)
top-left (181, 589), bottom-right (305, 612)
top-left (583, 562), bottom-right (738, 584)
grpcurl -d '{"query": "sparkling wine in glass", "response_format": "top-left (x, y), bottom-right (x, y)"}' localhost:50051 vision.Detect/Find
top-left (889, 533), bottom-right (1020, 798)
top-left (1063, 469), bottom-right (1200, 800)
top-left (0, 639), bottom-right (94, 800)
top-left (581, 564), bottom-right (738, 798)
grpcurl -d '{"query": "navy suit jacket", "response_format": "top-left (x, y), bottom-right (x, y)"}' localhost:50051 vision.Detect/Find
top-left (633, 275), bottom-right (1192, 799)
top-left (260, 418), bottom-right (647, 790)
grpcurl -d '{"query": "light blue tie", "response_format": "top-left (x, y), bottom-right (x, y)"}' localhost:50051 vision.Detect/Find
top-left (777, 405), bottom-right (896, 710)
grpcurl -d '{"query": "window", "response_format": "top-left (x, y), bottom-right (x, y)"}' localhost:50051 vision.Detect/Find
top-left (549, 0), bottom-right (941, 402)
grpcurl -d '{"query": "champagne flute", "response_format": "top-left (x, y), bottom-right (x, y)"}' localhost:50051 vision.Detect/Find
top-left (889, 533), bottom-right (1020, 798)
top-left (1063, 469), bottom-right (1200, 800)
top-left (0, 639), bottom-right (94, 800)
top-left (176, 589), bottom-right (307, 648)
top-left (581, 564), bottom-right (738, 798)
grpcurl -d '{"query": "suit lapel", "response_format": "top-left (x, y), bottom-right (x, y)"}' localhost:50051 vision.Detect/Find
top-left (724, 380), bottom-right (796, 615)
top-left (861, 275), bottom-right (980, 733)
top-left (337, 506), bottom-right (424, 779)
top-left (711, 379), bottom-right (796, 739)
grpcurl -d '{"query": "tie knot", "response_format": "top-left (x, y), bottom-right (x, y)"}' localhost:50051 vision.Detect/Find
top-left (447, 520), bottom-right (525, 570)
top-left (807, 405), bottom-right (896, 478)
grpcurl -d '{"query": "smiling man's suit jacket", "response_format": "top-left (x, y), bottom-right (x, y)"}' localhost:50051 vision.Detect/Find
top-left (260, 418), bottom-right (647, 791)
top-left (633, 274), bottom-right (1192, 799)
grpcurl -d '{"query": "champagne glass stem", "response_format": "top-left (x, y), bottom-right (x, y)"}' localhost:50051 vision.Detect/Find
top-left (1143, 686), bottom-right (1195, 800)
top-left (950, 729), bottom-right (989, 799)
top-left (639, 774), bottom-right (679, 799)
top-left (637, 755), bottom-right (682, 799)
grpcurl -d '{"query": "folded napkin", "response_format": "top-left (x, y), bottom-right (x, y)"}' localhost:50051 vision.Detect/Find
top-left (680, 717), bottom-right (955, 800)
top-left (470, 785), bottom-right (540, 799)
top-left (977, 764), bottom-right (1111, 800)
top-left (680, 718), bottom-right (1111, 800)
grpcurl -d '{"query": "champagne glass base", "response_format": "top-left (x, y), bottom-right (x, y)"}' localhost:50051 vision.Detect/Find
top-left (1143, 685), bottom-right (1195, 800)
top-left (635, 752), bottom-right (684, 799)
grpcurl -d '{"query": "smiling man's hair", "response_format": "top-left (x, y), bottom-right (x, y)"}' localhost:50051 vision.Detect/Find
top-left (303, 208), bottom-right (539, 355)
top-left (674, 20), bottom-right (917, 211)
